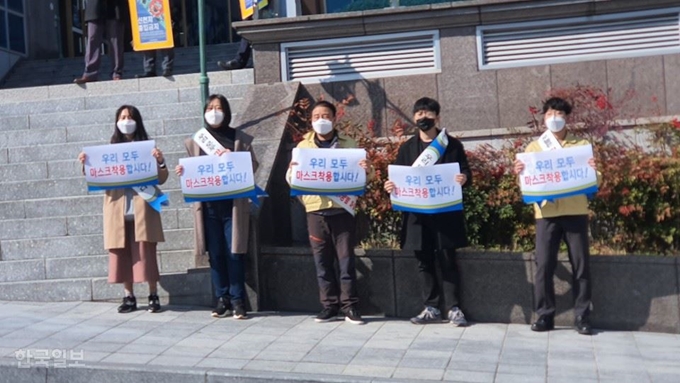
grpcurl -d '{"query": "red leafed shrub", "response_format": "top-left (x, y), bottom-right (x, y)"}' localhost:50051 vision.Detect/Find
top-left (287, 87), bottom-right (680, 255)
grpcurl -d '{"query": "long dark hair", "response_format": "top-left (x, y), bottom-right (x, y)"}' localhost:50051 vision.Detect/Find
top-left (204, 94), bottom-right (232, 129)
top-left (110, 105), bottom-right (150, 143)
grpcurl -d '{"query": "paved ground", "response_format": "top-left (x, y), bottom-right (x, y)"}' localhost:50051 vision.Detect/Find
top-left (1, 301), bottom-right (679, 383)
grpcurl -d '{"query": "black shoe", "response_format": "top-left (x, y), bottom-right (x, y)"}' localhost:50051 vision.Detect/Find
top-left (211, 297), bottom-right (231, 318)
top-left (147, 294), bottom-right (161, 313)
top-left (531, 315), bottom-right (554, 332)
top-left (314, 307), bottom-right (339, 323)
top-left (575, 315), bottom-right (592, 335)
top-left (233, 303), bottom-right (247, 320)
top-left (135, 72), bottom-right (157, 78)
top-left (343, 306), bottom-right (365, 325)
top-left (117, 296), bottom-right (137, 314)
top-left (162, 69), bottom-right (173, 77)
top-left (217, 59), bottom-right (246, 71)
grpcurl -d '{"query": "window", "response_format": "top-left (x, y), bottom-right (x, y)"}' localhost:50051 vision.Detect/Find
top-left (6, 0), bottom-right (21, 13)
top-left (0, 9), bottom-right (6, 49)
top-left (0, 0), bottom-right (25, 55)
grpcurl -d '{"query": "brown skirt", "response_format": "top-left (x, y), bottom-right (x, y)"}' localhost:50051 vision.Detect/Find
top-left (108, 220), bottom-right (160, 284)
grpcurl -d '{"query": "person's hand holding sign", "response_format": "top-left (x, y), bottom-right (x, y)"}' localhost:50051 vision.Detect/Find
top-left (384, 180), bottom-right (396, 194)
top-left (513, 159), bottom-right (525, 175)
top-left (455, 173), bottom-right (467, 185)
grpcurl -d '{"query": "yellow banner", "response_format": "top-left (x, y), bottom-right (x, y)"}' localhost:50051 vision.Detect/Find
top-left (128, 0), bottom-right (174, 51)
top-left (239, 0), bottom-right (269, 20)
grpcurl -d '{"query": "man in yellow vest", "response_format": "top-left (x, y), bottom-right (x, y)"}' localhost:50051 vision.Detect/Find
top-left (287, 101), bottom-right (374, 325)
top-left (514, 97), bottom-right (599, 335)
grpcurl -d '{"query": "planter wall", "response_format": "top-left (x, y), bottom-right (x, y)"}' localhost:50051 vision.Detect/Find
top-left (259, 247), bottom-right (680, 333)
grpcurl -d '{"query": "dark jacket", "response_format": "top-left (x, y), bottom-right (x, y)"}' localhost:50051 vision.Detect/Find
top-left (395, 131), bottom-right (472, 251)
top-left (84, 0), bottom-right (128, 22)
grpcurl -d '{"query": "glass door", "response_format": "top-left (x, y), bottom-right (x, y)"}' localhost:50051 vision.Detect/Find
top-left (59, 0), bottom-right (85, 57)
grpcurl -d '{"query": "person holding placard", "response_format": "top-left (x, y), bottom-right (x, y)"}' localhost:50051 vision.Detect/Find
top-left (384, 97), bottom-right (472, 326)
top-left (175, 94), bottom-right (259, 320)
top-left (78, 105), bottom-right (168, 314)
top-left (287, 101), bottom-right (373, 325)
top-left (513, 97), bottom-right (598, 335)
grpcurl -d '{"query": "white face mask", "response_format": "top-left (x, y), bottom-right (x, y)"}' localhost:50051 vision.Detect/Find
top-left (545, 116), bottom-right (566, 132)
top-left (312, 118), bottom-right (333, 135)
top-left (204, 110), bottom-right (224, 126)
top-left (116, 120), bottom-right (137, 135)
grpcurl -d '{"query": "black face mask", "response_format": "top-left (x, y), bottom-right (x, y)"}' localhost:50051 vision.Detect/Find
top-left (416, 117), bottom-right (436, 132)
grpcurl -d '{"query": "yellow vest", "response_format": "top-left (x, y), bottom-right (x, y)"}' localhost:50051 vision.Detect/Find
top-left (524, 133), bottom-right (599, 219)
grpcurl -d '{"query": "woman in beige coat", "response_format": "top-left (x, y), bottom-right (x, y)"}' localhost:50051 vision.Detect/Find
top-left (79, 105), bottom-right (168, 314)
top-left (175, 94), bottom-right (258, 319)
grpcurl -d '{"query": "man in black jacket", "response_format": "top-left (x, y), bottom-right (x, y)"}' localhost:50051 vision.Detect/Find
top-left (384, 97), bottom-right (472, 326)
top-left (75, 0), bottom-right (128, 83)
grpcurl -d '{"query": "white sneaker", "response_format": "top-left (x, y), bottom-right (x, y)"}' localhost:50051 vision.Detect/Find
top-left (410, 306), bottom-right (442, 324)
top-left (448, 307), bottom-right (468, 327)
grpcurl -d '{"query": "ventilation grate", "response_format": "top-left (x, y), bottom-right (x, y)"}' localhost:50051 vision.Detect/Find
top-left (477, 8), bottom-right (680, 70)
top-left (281, 31), bottom-right (440, 83)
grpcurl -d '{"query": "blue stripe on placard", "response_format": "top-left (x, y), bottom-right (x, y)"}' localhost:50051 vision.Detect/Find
top-left (523, 185), bottom-right (599, 204)
top-left (183, 185), bottom-right (269, 205)
top-left (391, 202), bottom-right (463, 214)
top-left (184, 190), bottom-right (259, 203)
top-left (87, 178), bottom-right (158, 192)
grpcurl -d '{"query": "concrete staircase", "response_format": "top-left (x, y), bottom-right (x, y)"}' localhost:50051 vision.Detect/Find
top-left (0, 62), bottom-right (256, 305)
top-left (0, 43), bottom-right (242, 89)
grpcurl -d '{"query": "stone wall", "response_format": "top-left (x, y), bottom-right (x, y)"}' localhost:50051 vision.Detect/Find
top-left (237, 0), bottom-right (680, 137)
top-left (259, 247), bottom-right (680, 334)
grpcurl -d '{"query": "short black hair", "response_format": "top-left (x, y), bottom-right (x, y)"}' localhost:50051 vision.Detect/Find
top-left (311, 100), bottom-right (336, 118)
top-left (204, 94), bottom-right (232, 128)
top-left (413, 97), bottom-right (440, 116)
top-left (111, 105), bottom-right (150, 143)
top-left (542, 97), bottom-right (572, 115)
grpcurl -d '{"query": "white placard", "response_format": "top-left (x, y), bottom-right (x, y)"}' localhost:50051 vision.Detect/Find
top-left (388, 163), bottom-right (463, 214)
top-left (83, 141), bottom-right (158, 191)
top-left (516, 144), bottom-right (598, 204)
top-left (179, 152), bottom-right (256, 202)
top-left (290, 148), bottom-right (367, 196)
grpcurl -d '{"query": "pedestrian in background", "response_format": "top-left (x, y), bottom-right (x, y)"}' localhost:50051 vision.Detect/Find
top-left (75, 0), bottom-right (128, 83)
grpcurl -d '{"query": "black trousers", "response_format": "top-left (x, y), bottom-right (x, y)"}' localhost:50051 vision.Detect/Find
top-left (307, 212), bottom-right (358, 311)
top-left (534, 215), bottom-right (592, 318)
top-left (235, 38), bottom-right (252, 64)
top-left (415, 229), bottom-right (460, 312)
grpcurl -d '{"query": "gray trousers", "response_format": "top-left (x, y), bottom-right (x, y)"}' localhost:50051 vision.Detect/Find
top-left (143, 49), bottom-right (175, 74)
top-left (83, 19), bottom-right (125, 79)
top-left (534, 215), bottom-right (592, 319)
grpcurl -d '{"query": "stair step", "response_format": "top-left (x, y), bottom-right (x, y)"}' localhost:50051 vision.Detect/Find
top-left (0, 268), bottom-right (211, 303)
top-left (0, 69), bottom-right (253, 103)
top-left (1, 42), bottom-right (241, 91)
top-left (0, 229), bottom-right (193, 261)
top-left (0, 252), bottom-right (192, 283)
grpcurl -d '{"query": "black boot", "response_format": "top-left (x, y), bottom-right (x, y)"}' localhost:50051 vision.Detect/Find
top-left (575, 315), bottom-right (592, 335)
top-left (217, 59), bottom-right (247, 71)
top-left (531, 315), bottom-right (554, 332)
